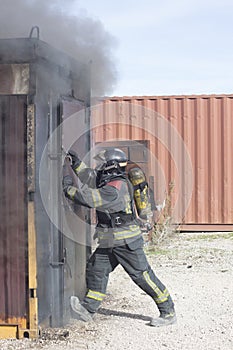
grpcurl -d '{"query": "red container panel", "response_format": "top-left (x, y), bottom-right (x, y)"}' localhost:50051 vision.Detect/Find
top-left (92, 94), bottom-right (233, 231)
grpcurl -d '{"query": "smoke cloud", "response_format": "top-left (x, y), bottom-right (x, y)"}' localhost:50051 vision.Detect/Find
top-left (0, 0), bottom-right (118, 96)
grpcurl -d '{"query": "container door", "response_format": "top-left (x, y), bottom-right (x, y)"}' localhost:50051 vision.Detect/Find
top-left (61, 98), bottom-right (91, 323)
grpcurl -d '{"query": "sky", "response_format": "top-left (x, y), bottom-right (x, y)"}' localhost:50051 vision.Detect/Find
top-left (69, 0), bottom-right (233, 97)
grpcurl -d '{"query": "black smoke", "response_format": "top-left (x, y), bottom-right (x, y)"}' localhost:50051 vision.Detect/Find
top-left (0, 0), bottom-right (118, 96)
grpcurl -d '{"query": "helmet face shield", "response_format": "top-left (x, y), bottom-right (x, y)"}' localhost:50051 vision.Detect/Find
top-left (78, 167), bottom-right (97, 188)
top-left (93, 150), bottom-right (106, 163)
top-left (93, 150), bottom-right (107, 171)
top-left (94, 148), bottom-right (127, 165)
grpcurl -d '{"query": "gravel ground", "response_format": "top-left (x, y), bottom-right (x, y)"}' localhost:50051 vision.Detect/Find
top-left (1, 232), bottom-right (233, 350)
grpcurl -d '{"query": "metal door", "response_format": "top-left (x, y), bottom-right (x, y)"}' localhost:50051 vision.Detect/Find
top-left (61, 98), bottom-right (91, 323)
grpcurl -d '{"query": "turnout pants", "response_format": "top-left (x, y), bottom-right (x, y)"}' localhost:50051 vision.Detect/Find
top-left (82, 237), bottom-right (175, 316)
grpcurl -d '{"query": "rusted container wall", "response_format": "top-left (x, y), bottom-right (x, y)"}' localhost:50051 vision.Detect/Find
top-left (92, 95), bottom-right (233, 231)
top-left (0, 96), bottom-right (28, 331)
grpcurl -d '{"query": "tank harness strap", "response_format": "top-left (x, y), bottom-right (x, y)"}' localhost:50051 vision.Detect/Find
top-left (133, 181), bottom-right (148, 191)
top-left (106, 178), bottom-right (139, 228)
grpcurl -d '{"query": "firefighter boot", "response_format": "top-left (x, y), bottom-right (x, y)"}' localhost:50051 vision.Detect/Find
top-left (150, 296), bottom-right (177, 327)
top-left (70, 296), bottom-right (93, 322)
top-left (150, 311), bottom-right (177, 327)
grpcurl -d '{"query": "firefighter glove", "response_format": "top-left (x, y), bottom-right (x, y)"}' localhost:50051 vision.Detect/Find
top-left (63, 175), bottom-right (73, 192)
top-left (68, 150), bottom-right (82, 170)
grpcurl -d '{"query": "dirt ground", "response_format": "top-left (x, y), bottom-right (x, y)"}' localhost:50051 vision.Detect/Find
top-left (1, 232), bottom-right (233, 350)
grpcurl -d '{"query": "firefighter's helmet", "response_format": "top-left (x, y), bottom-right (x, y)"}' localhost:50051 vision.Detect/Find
top-left (94, 148), bottom-right (128, 172)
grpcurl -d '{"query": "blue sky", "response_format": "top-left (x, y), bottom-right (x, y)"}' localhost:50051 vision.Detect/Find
top-left (70, 0), bottom-right (233, 96)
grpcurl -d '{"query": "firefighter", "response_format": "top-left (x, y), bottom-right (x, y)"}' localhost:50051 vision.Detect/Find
top-left (62, 148), bottom-right (176, 327)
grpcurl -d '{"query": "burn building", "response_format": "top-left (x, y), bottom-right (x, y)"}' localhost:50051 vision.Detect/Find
top-left (0, 36), bottom-right (91, 338)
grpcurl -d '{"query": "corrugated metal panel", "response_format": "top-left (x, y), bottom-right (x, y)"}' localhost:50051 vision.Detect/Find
top-left (0, 95), bottom-right (28, 328)
top-left (92, 94), bottom-right (233, 230)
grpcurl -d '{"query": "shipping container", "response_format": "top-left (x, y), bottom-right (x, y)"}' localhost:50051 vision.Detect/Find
top-left (0, 37), bottom-right (91, 339)
top-left (91, 95), bottom-right (233, 231)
